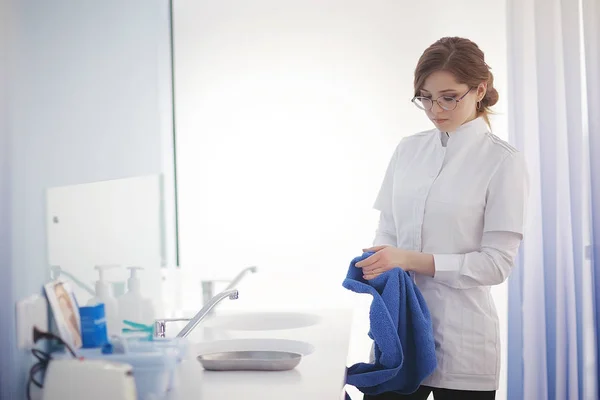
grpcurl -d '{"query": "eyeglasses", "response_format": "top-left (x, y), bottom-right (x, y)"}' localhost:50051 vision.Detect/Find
top-left (411, 88), bottom-right (473, 111)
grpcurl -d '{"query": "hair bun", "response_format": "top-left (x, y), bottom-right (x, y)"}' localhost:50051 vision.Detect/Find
top-left (481, 71), bottom-right (499, 108)
top-left (482, 87), bottom-right (499, 108)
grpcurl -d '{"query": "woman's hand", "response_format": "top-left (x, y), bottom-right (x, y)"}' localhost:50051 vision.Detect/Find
top-left (356, 245), bottom-right (436, 279)
top-left (355, 245), bottom-right (410, 280)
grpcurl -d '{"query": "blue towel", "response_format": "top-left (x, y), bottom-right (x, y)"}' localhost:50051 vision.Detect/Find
top-left (343, 252), bottom-right (437, 397)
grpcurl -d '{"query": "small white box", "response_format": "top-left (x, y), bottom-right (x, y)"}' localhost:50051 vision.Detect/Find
top-left (16, 294), bottom-right (48, 349)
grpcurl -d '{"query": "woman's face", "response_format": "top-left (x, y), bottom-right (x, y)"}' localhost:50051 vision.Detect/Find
top-left (54, 283), bottom-right (82, 346)
top-left (419, 70), bottom-right (483, 133)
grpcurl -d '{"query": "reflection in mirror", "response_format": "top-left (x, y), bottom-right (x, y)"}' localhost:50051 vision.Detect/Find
top-left (46, 175), bottom-right (167, 314)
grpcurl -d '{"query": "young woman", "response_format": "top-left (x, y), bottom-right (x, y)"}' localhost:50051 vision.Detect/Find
top-left (355, 37), bottom-right (529, 400)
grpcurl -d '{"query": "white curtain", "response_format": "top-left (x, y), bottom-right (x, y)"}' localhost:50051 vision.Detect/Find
top-left (506, 0), bottom-right (600, 399)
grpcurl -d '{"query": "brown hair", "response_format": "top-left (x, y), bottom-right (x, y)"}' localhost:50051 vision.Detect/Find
top-left (413, 37), bottom-right (498, 127)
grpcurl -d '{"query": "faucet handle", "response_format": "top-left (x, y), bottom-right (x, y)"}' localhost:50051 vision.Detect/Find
top-left (201, 279), bottom-right (232, 293)
top-left (153, 318), bottom-right (191, 338)
top-left (201, 280), bottom-right (230, 305)
top-left (201, 279), bottom-right (231, 290)
top-left (201, 266), bottom-right (258, 288)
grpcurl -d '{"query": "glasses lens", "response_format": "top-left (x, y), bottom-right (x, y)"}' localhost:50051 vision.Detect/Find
top-left (438, 96), bottom-right (457, 111)
top-left (413, 97), bottom-right (432, 110)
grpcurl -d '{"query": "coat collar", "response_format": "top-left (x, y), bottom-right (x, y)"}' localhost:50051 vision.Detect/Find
top-left (444, 116), bottom-right (489, 136)
top-left (439, 117), bottom-right (489, 147)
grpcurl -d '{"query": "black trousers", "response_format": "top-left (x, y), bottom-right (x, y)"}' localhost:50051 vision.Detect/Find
top-left (363, 386), bottom-right (496, 400)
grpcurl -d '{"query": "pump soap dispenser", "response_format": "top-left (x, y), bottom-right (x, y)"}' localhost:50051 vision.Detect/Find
top-left (87, 265), bottom-right (121, 337)
top-left (118, 266), bottom-right (156, 328)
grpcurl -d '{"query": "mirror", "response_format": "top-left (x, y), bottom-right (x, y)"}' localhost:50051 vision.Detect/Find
top-left (46, 175), bottom-right (167, 306)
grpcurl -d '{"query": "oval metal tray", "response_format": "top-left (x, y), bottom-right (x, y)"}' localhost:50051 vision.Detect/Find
top-left (197, 350), bottom-right (302, 371)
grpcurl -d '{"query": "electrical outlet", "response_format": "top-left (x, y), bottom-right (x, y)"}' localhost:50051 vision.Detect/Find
top-left (16, 294), bottom-right (48, 349)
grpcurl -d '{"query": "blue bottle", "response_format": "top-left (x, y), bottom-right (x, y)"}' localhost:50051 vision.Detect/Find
top-left (79, 303), bottom-right (108, 348)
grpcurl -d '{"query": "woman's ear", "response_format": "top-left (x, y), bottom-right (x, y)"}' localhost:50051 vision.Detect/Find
top-left (477, 83), bottom-right (487, 101)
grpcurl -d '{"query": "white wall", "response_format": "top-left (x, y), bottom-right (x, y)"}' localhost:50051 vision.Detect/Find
top-left (2, 1), bottom-right (173, 398)
top-left (173, 1), bottom-right (509, 399)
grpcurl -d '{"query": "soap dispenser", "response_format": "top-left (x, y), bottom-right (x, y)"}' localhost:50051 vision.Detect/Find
top-left (118, 266), bottom-right (156, 327)
top-left (87, 265), bottom-right (121, 337)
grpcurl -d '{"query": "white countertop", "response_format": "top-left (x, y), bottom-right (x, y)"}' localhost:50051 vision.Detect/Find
top-left (168, 307), bottom-right (355, 400)
top-left (161, 271), bottom-right (362, 400)
top-left (37, 269), bottom-right (371, 400)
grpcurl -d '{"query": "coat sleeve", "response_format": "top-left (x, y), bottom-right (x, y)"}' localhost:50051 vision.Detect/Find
top-left (432, 152), bottom-right (530, 288)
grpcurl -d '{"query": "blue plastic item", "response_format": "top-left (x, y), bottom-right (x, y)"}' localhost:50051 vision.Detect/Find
top-left (54, 335), bottom-right (188, 400)
top-left (73, 347), bottom-right (178, 400)
top-left (124, 337), bottom-right (190, 392)
top-left (126, 337), bottom-right (190, 362)
top-left (79, 303), bottom-right (108, 348)
top-left (101, 340), bottom-right (126, 354)
top-left (101, 342), bottom-right (114, 354)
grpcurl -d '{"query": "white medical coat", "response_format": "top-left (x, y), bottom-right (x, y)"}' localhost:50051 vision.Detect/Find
top-left (372, 117), bottom-right (529, 391)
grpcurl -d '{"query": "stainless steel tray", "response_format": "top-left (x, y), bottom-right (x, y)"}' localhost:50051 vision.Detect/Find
top-left (197, 350), bottom-right (302, 371)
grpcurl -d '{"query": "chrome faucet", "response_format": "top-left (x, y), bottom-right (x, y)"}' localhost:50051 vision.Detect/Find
top-left (153, 289), bottom-right (239, 338)
top-left (153, 266), bottom-right (255, 338)
top-left (201, 266), bottom-right (257, 306)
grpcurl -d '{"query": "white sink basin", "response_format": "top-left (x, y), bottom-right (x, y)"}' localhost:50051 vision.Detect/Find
top-left (196, 338), bottom-right (315, 357)
top-left (203, 311), bottom-right (321, 331)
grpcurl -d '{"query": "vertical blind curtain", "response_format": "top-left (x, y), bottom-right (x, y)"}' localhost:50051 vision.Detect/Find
top-left (506, 0), bottom-right (600, 399)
